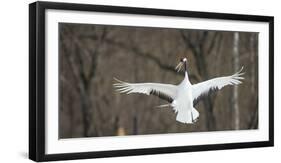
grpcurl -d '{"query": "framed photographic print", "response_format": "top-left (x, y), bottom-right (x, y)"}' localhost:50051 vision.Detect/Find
top-left (29, 1), bottom-right (274, 162)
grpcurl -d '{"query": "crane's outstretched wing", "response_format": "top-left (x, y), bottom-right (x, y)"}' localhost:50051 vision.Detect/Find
top-left (113, 78), bottom-right (177, 103)
top-left (192, 67), bottom-right (244, 106)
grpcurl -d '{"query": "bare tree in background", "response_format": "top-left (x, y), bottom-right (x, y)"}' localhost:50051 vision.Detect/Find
top-left (248, 33), bottom-right (259, 129)
top-left (232, 32), bottom-right (240, 130)
top-left (60, 25), bottom-right (108, 137)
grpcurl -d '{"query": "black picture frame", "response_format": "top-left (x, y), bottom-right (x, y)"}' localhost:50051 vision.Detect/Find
top-left (29, 1), bottom-right (274, 162)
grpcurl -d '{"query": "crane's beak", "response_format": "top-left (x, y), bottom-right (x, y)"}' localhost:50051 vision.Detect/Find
top-left (175, 61), bottom-right (184, 72)
top-left (175, 58), bottom-right (187, 72)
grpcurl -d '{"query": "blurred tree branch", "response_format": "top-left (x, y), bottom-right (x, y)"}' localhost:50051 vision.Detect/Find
top-left (80, 34), bottom-right (199, 82)
top-left (60, 26), bottom-right (109, 137)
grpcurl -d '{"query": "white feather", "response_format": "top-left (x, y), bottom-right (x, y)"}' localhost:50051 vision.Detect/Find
top-left (192, 67), bottom-right (244, 102)
top-left (113, 78), bottom-right (177, 99)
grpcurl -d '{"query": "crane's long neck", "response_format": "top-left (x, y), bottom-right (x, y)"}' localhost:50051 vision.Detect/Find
top-left (184, 61), bottom-right (187, 73)
top-left (184, 61), bottom-right (190, 83)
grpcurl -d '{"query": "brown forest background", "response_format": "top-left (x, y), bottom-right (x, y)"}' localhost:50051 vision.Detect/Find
top-left (59, 23), bottom-right (258, 138)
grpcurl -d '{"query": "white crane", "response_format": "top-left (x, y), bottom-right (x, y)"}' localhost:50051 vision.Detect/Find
top-left (113, 58), bottom-right (244, 124)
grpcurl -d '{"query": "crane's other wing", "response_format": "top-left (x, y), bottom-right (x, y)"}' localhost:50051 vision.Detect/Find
top-left (192, 67), bottom-right (244, 106)
top-left (113, 78), bottom-right (177, 103)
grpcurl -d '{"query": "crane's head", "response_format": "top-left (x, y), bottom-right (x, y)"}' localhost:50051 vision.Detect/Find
top-left (175, 57), bottom-right (187, 72)
top-left (180, 58), bottom-right (187, 62)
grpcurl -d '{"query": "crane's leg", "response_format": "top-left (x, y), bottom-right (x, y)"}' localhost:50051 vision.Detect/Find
top-left (191, 108), bottom-right (199, 123)
top-left (155, 104), bottom-right (171, 108)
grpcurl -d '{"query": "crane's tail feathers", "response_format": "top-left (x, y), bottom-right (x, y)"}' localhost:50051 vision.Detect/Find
top-left (176, 108), bottom-right (199, 124)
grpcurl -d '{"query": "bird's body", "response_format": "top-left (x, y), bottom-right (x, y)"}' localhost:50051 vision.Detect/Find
top-left (171, 72), bottom-right (198, 123)
top-left (114, 58), bottom-right (244, 124)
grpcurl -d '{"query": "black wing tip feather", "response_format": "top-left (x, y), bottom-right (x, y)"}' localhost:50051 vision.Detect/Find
top-left (193, 87), bottom-right (219, 106)
top-left (150, 89), bottom-right (173, 103)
